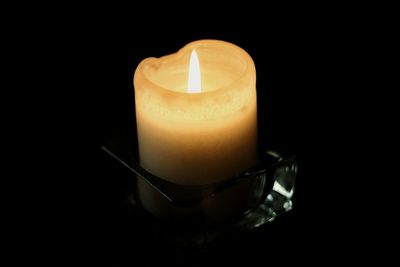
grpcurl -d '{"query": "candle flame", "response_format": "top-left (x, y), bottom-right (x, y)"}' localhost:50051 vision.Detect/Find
top-left (187, 50), bottom-right (201, 93)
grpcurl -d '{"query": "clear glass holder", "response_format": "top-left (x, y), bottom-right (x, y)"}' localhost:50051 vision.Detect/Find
top-left (102, 136), bottom-right (297, 247)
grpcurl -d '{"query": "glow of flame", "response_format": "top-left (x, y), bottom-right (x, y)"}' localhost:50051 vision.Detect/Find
top-left (187, 50), bottom-right (201, 93)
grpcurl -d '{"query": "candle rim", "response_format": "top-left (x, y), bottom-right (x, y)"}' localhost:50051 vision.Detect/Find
top-left (134, 39), bottom-right (256, 99)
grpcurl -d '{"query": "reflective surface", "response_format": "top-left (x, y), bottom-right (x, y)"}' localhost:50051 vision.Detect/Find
top-left (102, 145), bottom-right (297, 245)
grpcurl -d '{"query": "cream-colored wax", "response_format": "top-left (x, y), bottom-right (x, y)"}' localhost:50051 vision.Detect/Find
top-left (133, 40), bottom-right (257, 221)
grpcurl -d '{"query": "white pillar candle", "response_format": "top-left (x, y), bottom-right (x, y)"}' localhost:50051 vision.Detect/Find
top-left (133, 40), bottom-right (257, 221)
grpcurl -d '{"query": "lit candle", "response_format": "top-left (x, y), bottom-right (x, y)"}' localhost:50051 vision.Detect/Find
top-left (133, 40), bottom-right (257, 221)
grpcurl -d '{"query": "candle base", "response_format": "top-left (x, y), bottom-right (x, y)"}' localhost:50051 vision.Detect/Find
top-left (102, 135), bottom-right (296, 245)
top-left (122, 176), bottom-right (295, 247)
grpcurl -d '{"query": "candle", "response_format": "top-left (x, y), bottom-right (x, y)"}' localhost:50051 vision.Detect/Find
top-left (133, 40), bottom-right (257, 222)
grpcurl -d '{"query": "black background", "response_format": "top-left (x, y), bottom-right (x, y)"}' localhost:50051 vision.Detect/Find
top-left (91, 27), bottom-right (344, 265)
top-left (7, 4), bottom-right (394, 265)
top-left (46, 9), bottom-right (379, 265)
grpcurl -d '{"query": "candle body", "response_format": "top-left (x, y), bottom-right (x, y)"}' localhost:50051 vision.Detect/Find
top-left (136, 97), bottom-right (257, 185)
top-left (133, 40), bottom-right (257, 222)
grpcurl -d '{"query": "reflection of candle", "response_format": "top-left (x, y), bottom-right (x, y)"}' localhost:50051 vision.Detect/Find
top-left (134, 40), bottom-right (257, 220)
